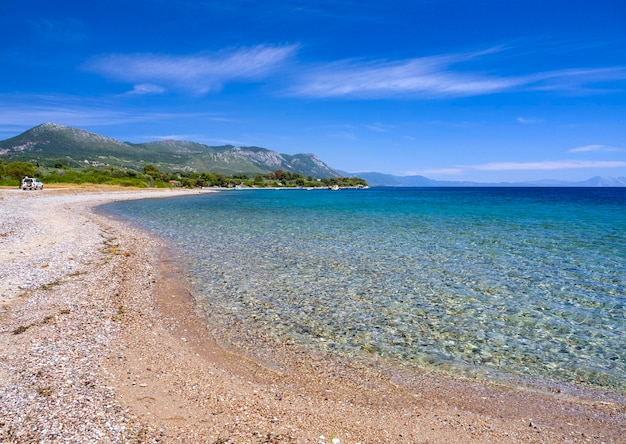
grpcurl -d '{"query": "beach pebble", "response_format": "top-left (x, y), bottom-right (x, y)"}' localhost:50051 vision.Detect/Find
top-left (0, 189), bottom-right (197, 442)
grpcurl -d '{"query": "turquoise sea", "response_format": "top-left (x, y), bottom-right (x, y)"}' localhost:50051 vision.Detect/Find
top-left (100, 187), bottom-right (626, 394)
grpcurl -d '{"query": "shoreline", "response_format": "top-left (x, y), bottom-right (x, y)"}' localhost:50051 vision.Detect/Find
top-left (1, 188), bottom-right (624, 443)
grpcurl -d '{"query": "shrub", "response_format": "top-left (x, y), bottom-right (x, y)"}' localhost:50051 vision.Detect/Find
top-left (5, 162), bottom-right (35, 180)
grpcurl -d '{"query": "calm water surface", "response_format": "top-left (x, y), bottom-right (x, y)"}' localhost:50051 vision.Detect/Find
top-left (100, 188), bottom-right (626, 392)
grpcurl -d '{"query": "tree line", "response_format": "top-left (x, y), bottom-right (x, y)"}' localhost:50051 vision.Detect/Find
top-left (0, 160), bottom-right (367, 189)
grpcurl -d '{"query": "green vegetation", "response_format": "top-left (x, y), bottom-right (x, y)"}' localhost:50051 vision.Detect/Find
top-left (0, 161), bottom-right (368, 189)
top-left (4, 161), bottom-right (35, 180)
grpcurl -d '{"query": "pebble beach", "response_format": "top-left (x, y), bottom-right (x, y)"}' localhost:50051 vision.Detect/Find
top-left (1, 187), bottom-right (624, 443)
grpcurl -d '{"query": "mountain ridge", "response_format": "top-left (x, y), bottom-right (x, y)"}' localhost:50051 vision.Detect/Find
top-left (0, 123), bottom-right (342, 178)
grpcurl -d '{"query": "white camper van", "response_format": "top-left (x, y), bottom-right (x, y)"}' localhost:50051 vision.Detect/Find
top-left (21, 177), bottom-right (43, 190)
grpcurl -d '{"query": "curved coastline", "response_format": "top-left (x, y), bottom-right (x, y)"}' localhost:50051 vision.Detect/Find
top-left (1, 187), bottom-right (624, 443)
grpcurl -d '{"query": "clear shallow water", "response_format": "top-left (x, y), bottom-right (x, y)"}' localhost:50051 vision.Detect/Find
top-left (101, 188), bottom-right (626, 392)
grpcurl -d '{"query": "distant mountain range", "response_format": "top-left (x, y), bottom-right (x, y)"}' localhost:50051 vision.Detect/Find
top-left (350, 171), bottom-right (626, 187)
top-left (1, 123), bottom-right (625, 186)
top-left (0, 123), bottom-right (342, 178)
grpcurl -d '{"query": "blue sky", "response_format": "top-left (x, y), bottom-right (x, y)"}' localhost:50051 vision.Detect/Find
top-left (1, 0), bottom-right (625, 182)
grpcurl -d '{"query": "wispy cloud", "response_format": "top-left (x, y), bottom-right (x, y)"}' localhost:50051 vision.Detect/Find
top-left (83, 45), bottom-right (299, 95)
top-left (419, 167), bottom-right (465, 175)
top-left (568, 144), bottom-right (624, 153)
top-left (524, 67), bottom-right (626, 94)
top-left (143, 133), bottom-right (200, 141)
top-left (470, 160), bottom-right (626, 171)
top-left (0, 102), bottom-right (135, 128)
top-left (418, 159), bottom-right (626, 178)
top-left (0, 94), bottom-right (228, 132)
top-left (285, 48), bottom-right (626, 99)
top-left (517, 116), bottom-right (542, 124)
top-left (82, 43), bottom-right (626, 99)
top-left (286, 51), bottom-right (522, 99)
top-left (125, 84), bottom-right (166, 96)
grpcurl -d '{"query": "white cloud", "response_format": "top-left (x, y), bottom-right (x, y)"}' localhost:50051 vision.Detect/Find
top-left (414, 159), bottom-right (626, 180)
top-left (145, 134), bottom-right (197, 141)
top-left (126, 84), bottom-right (166, 96)
top-left (0, 104), bottom-right (136, 128)
top-left (524, 67), bottom-right (626, 92)
top-left (517, 117), bottom-right (542, 124)
top-left (82, 43), bottom-right (626, 99)
top-left (0, 95), bottom-right (227, 132)
top-left (286, 48), bottom-right (626, 99)
top-left (470, 160), bottom-right (626, 171)
top-left (287, 52), bottom-right (522, 99)
top-left (568, 144), bottom-right (624, 153)
top-left (419, 168), bottom-right (465, 175)
top-left (83, 45), bottom-right (299, 95)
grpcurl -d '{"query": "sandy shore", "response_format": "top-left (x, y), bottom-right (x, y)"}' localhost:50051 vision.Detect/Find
top-left (1, 187), bottom-right (624, 443)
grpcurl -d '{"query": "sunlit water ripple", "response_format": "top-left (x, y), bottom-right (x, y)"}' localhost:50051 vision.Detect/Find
top-left (100, 187), bottom-right (626, 392)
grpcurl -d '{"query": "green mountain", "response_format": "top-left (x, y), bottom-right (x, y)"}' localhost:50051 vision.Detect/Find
top-left (0, 123), bottom-right (342, 177)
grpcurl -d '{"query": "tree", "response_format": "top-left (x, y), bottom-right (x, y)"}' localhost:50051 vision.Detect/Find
top-left (214, 174), bottom-right (228, 187)
top-left (254, 174), bottom-right (265, 186)
top-left (5, 162), bottom-right (36, 180)
top-left (143, 163), bottom-right (160, 176)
